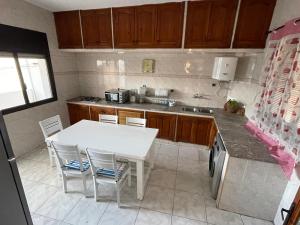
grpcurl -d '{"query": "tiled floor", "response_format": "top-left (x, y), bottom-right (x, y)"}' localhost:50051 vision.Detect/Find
top-left (17, 139), bottom-right (274, 225)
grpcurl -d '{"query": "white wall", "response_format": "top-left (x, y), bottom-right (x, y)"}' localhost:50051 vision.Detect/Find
top-left (76, 52), bottom-right (263, 109)
top-left (0, 0), bottom-right (79, 157)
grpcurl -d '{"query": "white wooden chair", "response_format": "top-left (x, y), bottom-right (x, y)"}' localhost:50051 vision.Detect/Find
top-left (85, 148), bottom-right (131, 207)
top-left (39, 115), bottom-right (63, 167)
top-left (51, 142), bottom-right (91, 197)
top-left (125, 117), bottom-right (146, 127)
top-left (99, 114), bottom-right (118, 124)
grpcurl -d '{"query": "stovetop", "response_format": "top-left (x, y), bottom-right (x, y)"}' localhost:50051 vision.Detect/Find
top-left (80, 96), bottom-right (102, 103)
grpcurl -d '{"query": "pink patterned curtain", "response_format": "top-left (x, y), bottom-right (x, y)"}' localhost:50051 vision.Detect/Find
top-left (251, 18), bottom-right (300, 161)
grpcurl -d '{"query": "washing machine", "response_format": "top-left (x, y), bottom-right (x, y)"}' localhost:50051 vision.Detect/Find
top-left (209, 133), bottom-right (226, 199)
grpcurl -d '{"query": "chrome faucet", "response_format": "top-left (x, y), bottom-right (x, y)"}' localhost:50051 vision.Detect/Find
top-left (193, 93), bottom-right (211, 100)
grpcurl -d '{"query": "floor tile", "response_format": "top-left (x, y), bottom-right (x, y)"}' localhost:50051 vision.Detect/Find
top-left (206, 207), bottom-right (243, 225)
top-left (25, 183), bottom-right (58, 212)
top-left (241, 215), bottom-right (273, 225)
top-left (149, 169), bottom-right (177, 189)
top-left (141, 185), bottom-right (174, 214)
top-left (63, 198), bottom-right (108, 225)
top-left (178, 145), bottom-right (201, 161)
top-left (135, 209), bottom-right (171, 225)
top-left (98, 202), bottom-right (138, 225)
top-left (172, 216), bottom-right (207, 225)
top-left (155, 154), bottom-right (178, 171)
top-left (175, 172), bottom-right (202, 195)
top-left (158, 144), bottom-right (179, 158)
top-left (173, 191), bottom-right (206, 222)
top-left (36, 191), bottom-right (82, 220)
top-left (31, 213), bottom-right (71, 225)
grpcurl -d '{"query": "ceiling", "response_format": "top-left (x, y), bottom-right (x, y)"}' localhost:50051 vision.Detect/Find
top-left (24, 0), bottom-right (185, 12)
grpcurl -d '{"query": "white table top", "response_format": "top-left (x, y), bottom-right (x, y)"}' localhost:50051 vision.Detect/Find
top-left (46, 120), bottom-right (158, 160)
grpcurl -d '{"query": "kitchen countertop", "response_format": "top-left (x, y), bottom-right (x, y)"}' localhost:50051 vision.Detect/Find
top-left (67, 97), bottom-right (276, 164)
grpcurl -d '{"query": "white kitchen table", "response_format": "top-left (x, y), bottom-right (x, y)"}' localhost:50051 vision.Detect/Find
top-left (46, 119), bottom-right (158, 200)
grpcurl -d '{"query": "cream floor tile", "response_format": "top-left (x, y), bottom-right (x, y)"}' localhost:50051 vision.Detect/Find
top-left (155, 154), bottom-right (178, 171)
top-left (158, 144), bottom-right (179, 158)
top-left (178, 146), bottom-right (201, 161)
top-left (141, 185), bottom-right (174, 214)
top-left (175, 172), bottom-right (202, 195)
top-left (135, 209), bottom-right (171, 225)
top-left (241, 215), bottom-right (273, 225)
top-left (36, 191), bottom-right (82, 220)
top-left (172, 216), bottom-right (207, 225)
top-left (63, 198), bottom-right (108, 225)
top-left (206, 207), bottom-right (243, 225)
top-left (121, 180), bottom-right (142, 207)
top-left (173, 191), bottom-right (206, 222)
top-left (25, 183), bottom-right (58, 212)
top-left (98, 202), bottom-right (139, 225)
top-left (21, 179), bottom-right (37, 193)
top-left (31, 213), bottom-right (71, 225)
top-left (149, 169), bottom-right (177, 189)
top-left (24, 148), bottom-right (50, 163)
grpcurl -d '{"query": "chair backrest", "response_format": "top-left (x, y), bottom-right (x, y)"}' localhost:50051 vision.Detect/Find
top-left (85, 148), bottom-right (117, 178)
top-left (99, 114), bottom-right (118, 124)
top-left (51, 142), bottom-right (82, 170)
top-left (39, 115), bottom-right (63, 138)
top-left (126, 117), bottom-right (146, 127)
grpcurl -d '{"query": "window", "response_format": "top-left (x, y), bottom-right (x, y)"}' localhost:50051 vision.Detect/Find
top-left (0, 52), bottom-right (56, 113)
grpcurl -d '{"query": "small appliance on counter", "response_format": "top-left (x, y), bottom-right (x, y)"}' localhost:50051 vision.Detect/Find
top-left (105, 88), bottom-right (129, 104)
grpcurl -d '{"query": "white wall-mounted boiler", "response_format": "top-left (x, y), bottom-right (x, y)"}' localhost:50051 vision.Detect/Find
top-left (212, 57), bottom-right (238, 81)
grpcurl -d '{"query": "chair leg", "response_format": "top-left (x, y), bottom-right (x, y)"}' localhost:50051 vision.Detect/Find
top-left (127, 167), bottom-right (131, 187)
top-left (62, 174), bottom-right (67, 193)
top-left (116, 183), bottom-right (121, 208)
top-left (48, 148), bottom-right (54, 167)
top-left (93, 179), bottom-right (98, 202)
top-left (82, 175), bottom-right (87, 197)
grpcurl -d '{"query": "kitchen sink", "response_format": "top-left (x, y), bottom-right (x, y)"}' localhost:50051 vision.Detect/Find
top-left (181, 106), bottom-right (214, 114)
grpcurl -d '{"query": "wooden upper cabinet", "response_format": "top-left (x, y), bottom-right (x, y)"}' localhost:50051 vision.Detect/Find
top-left (54, 11), bottom-right (83, 49)
top-left (185, 0), bottom-right (238, 48)
top-left (113, 7), bottom-right (135, 48)
top-left (156, 2), bottom-right (184, 48)
top-left (81, 9), bottom-right (113, 48)
top-left (146, 112), bottom-right (177, 141)
top-left (135, 5), bottom-right (157, 47)
top-left (233, 0), bottom-right (276, 48)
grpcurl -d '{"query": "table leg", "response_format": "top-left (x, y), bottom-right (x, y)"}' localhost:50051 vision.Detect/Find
top-left (136, 160), bottom-right (144, 200)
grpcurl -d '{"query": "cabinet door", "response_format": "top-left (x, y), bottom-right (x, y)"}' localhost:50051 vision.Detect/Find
top-left (135, 5), bottom-right (157, 48)
top-left (185, 0), bottom-right (238, 48)
top-left (54, 11), bottom-right (83, 49)
top-left (90, 106), bottom-right (116, 121)
top-left (233, 0), bottom-right (276, 48)
top-left (67, 103), bottom-right (90, 125)
top-left (113, 7), bottom-right (135, 48)
top-left (117, 109), bottom-right (144, 125)
top-left (176, 116), bottom-right (213, 145)
top-left (81, 9), bottom-right (112, 48)
top-left (156, 2), bottom-right (184, 48)
top-left (146, 112), bottom-right (177, 140)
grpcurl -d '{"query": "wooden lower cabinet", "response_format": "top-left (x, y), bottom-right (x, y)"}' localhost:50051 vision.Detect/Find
top-left (146, 112), bottom-right (177, 141)
top-left (176, 115), bottom-right (213, 146)
top-left (208, 120), bottom-right (218, 148)
top-left (117, 109), bottom-right (144, 125)
top-left (67, 103), bottom-right (90, 125)
top-left (90, 106), bottom-right (116, 121)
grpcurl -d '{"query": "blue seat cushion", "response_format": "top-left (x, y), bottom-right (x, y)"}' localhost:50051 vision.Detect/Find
top-left (64, 160), bottom-right (90, 172)
top-left (96, 162), bottom-right (128, 179)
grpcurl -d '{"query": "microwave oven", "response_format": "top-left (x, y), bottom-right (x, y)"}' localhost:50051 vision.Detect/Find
top-left (105, 89), bottom-right (129, 104)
